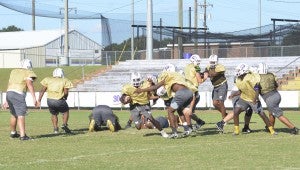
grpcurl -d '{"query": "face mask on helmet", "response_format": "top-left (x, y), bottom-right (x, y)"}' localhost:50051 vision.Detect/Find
top-left (190, 54), bottom-right (201, 66)
top-left (163, 63), bottom-right (176, 72)
top-left (209, 55), bottom-right (218, 66)
top-left (257, 63), bottom-right (268, 74)
top-left (20, 59), bottom-right (33, 70)
top-left (53, 68), bottom-right (65, 78)
top-left (131, 72), bottom-right (141, 87)
top-left (235, 63), bottom-right (249, 77)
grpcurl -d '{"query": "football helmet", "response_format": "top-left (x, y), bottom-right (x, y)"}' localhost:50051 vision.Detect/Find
top-left (147, 74), bottom-right (158, 84)
top-left (190, 54), bottom-right (201, 66)
top-left (131, 72), bottom-right (142, 87)
top-left (53, 68), bottom-right (65, 78)
top-left (235, 63), bottom-right (249, 77)
top-left (249, 66), bottom-right (258, 73)
top-left (209, 54), bottom-right (218, 66)
top-left (20, 59), bottom-right (33, 70)
top-left (257, 63), bottom-right (268, 74)
top-left (163, 63), bottom-right (176, 72)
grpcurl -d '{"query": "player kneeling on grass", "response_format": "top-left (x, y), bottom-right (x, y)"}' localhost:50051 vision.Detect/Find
top-left (88, 105), bottom-right (121, 132)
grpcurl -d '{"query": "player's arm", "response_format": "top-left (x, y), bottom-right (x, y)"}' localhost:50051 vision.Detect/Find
top-left (135, 80), bottom-right (165, 93)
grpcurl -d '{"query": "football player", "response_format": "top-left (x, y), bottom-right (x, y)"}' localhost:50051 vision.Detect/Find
top-left (184, 54), bottom-right (207, 130)
top-left (38, 68), bottom-right (73, 134)
top-left (88, 105), bottom-right (121, 132)
top-left (204, 55), bottom-right (228, 119)
top-left (3, 59), bottom-right (38, 140)
top-left (120, 72), bottom-right (169, 138)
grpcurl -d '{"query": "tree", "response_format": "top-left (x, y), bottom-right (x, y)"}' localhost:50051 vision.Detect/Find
top-left (282, 30), bottom-right (300, 46)
top-left (0, 25), bottom-right (23, 32)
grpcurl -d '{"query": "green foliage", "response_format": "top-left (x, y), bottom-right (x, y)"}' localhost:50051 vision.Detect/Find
top-left (0, 109), bottom-right (299, 169)
top-left (0, 25), bottom-right (23, 32)
top-left (104, 37), bottom-right (173, 51)
top-left (0, 66), bottom-right (106, 92)
top-left (282, 30), bottom-right (300, 45)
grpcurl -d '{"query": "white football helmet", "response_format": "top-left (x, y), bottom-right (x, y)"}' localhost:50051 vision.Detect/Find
top-left (235, 63), bottom-right (249, 77)
top-left (209, 54), bottom-right (218, 66)
top-left (20, 59), bottom-right (33, 70)
top-left (156, 86), bottom-right (167, 96)
top-left (190, 54), bottom-right (201, 66)
top-left (131, 72), bottom-right (142, 87)
top-left (163, 63), bottom-right (176, 72)
top-left (53, 68), bottom-right (65, 78)
top-left (249, 66), bottom-right (258, 73)
top-left (257, 63), bottom-right (268, 74)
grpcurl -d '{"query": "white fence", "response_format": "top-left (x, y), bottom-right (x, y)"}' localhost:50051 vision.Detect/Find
top-left (1, 91), bottom-right (299, 109)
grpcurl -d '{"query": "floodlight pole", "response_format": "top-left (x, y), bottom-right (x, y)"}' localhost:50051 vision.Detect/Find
top-left (146, 0), bottom-right (153, 60)
top-left (63, 0), bottom-right (70, 66)
top-left (131, 0), bottom-right (135, 60)
top-left (32, 0), bottom-right (35, 31)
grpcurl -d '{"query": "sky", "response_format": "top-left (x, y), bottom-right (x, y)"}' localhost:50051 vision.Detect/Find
top-left (0, 0), bottom-right (300, 45)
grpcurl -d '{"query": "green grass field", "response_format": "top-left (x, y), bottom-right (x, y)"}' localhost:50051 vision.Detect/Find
top-left (0, 109), bottom-right (299, 169)
top-left (0, 66), bottom-right (106, 92)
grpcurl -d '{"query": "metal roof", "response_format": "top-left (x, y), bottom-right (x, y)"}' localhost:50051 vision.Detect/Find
top-left (0, 29), bottom-right (65, 50)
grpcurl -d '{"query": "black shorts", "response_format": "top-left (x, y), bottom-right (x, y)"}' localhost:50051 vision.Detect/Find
top-left (47, 98), bottom-right (69, 115)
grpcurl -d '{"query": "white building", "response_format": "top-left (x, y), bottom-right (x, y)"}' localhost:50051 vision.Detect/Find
top-left (0, 29), bottom-right (103, 68)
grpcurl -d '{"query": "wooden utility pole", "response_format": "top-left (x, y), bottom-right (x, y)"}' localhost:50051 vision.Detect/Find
top-left (199, 0), bottom-right (212, 58)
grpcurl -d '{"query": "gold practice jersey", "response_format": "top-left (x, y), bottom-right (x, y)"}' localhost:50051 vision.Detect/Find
top-left (121, 81), bottom-right (149, 105)
top-left (205, 64), bottom-right (226, 86)
top-left (158, 71), bottom-right (197, 98)
top-left (7, 68), bottom-right (37, 93)
top-left (235, 73), bottom-right (260, 102)
top-left (184, 63), bottom-right (199, 88)
top-left (40, 77), bottom-right (73, 100)
top-left (259, 73), bottom-right (277, 95)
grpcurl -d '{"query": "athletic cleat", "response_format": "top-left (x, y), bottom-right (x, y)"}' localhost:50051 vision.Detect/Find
top-left (242, 127), bottom-right (252, 134)
top-left (168, 133), bottom-right (179, 139)
top-left (232, 132), bottom-right (239, 136)
top-left (216, 121), bottom-right (224, 132)
top-left (160, 131), bottom-right (169, 138)
top-left (107, 120), bottom-right (115, 132)
top-left (61, 124), bottom-right (72, 134)
top-left (265, 126), bottom-right (270, 133)
top-left (89, 119), bottom-right (96, 132)
top-left (20, 135), bottom-right (31, 141)
top-left (10, 132), bottom-right (20, 138)
top-left (53, 127), bottom-right (59, 134)
top-left (194, 120), bottom-right (206, 131)
top-left (290, 127), bottom-right (299, 135)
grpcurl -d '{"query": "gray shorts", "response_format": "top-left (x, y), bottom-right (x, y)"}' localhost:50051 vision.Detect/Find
top-left (92, 105), bottom-right (116, 126)
top-left (170, 88), bottom-right (193, 115)
top-left (47, 98), bottom-right (69, 115)
top-left (235, 98), bottom-right (263, 114)
top-left (212, 82), bottom-right (228, 101)
top-left (261, 91), bottom-right (283, 117)
top-left (130, 104), bottom-right (152, 126)
top-left (6, 91), bottom-right (27, 116)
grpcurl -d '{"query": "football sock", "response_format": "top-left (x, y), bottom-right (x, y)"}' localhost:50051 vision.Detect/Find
top-left (234, 126), bottom-right (240, 135)
top-left (268, 126), bottom-right (275, 134)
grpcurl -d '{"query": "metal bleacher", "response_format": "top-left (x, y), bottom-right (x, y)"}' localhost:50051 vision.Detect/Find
top-left (73, 56), bottom-right (300, 92)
